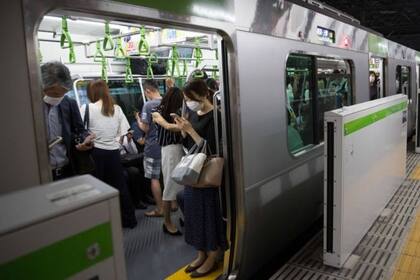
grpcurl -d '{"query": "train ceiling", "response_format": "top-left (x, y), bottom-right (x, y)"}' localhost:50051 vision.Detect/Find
top-left (320, 0), bottom-right (420, 51)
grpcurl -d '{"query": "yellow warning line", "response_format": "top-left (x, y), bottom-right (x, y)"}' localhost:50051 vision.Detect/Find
top-left (165, 264), bottom-right (222, 280)
top-left (391, 211), bottom-right (420, 279)
top-left (410, 165), bottom-right (420, 180)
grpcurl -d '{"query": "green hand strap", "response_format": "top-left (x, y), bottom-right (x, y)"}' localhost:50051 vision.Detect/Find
top-left (94, 41), bottom-right (104, 62)
top-left (138, 26), bottom-right (150, 56)
top-left (147, 53), bottom-right (158, 79)
top-left (101, 57), bottom-right (108, 83)
top-left (169, 46), bottom-right (181, 77)
top-left (193, 37), bottom-right (203, 68)
top-left (192, 70), bottom-right (205, 79)
top-left (182, 59), bottom-right (188, 77)
top-left (60, 17), bottom-right (76, 63)
top-left (212, 65), bottom-right (217, 79)
top-left (125, 58), bottom-right (134, 83)
top-left (114, 37), bottom-right (126, 58)
top-left (103, 21), bottom-right (114, 51)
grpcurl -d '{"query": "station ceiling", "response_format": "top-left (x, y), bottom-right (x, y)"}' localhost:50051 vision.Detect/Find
top-left (320, 0), bottom-right (420, 51)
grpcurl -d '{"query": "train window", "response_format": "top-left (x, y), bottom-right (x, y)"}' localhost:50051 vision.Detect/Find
top-left (286, 54), bottom-right (353, 155)
top-left (286, 54), bottom-right (315, 153)
top-left (396, 65), bottom-right (411, 100)
top-left (316, 58), bottom-right (352, 141)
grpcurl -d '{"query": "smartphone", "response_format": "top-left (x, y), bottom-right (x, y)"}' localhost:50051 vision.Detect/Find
top-left (48, 136), bottom-right (63, 150)
top-left (170, 113), bottom-right (181, 119)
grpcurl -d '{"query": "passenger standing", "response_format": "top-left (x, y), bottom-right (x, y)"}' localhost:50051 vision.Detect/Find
top-left (173, 79), bottom-right (227, 278)
top-left (151, 87), bottom-right (184, 235)
top-left (40, 61), bottom-right (94, 181)
top-left (369, 71), bottom-right (379, 100)
top-left (136, 79), bottom-right (163, 217)
top-left (83, 80), bottom-right (137, 228)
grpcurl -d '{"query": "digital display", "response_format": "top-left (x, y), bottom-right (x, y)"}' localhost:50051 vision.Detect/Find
top-left (317, 26), bottom-right (335, 44)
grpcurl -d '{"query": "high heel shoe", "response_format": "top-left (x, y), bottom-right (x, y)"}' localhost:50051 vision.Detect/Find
top-left (184, 258), bottom-right (206, 273)
top-left (162, 224), bottom-right (182, 236)
top-left (190, 262), bottom-right (218, 278)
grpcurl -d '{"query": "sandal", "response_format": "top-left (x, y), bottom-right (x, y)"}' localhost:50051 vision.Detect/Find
top-left (144, 209), bottom-right (163, 217)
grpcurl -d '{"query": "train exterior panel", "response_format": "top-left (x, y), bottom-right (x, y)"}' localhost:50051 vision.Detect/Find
top-left (0, 0), bottom-right (419, 279)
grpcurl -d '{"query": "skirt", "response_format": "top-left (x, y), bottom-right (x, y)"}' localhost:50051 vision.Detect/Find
top-left (162, 144), bottom-right (184, 201)
top-left (184, 186), bottom-right (228, 252)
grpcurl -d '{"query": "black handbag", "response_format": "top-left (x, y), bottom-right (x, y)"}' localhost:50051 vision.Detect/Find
top-left (120, 143), bottom-right (143, 168)
top-left (73, 104), bottom-right (96, 175)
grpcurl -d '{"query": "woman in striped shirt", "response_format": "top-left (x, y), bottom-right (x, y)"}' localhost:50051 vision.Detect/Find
top-left (152, 87), bottom-right (184, 235)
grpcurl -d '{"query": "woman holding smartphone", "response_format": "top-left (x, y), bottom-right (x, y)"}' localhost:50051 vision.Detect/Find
top-left (172, 79), bottom-right (227, 278)
top-left (152, 87), bottom-right (184, 235)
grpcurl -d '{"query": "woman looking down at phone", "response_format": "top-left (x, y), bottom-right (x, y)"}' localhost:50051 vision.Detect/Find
top-left (151, 87), bottom-right (185, 235)
top-left (172, 79), bottom-right (227, 278)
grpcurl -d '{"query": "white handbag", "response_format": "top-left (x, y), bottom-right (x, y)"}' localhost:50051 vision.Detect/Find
top-left (171, 141), bottom-right (207, 186)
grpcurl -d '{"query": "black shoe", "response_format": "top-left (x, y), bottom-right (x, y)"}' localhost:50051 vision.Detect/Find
top-left (184, 259), bottom-right (206, 273)
top-left (163, 224), bottom-right (182, 236)
top-left (179, 217), bottom-right (184, 227)
top-left (190, 262), bottom-right (218, 278)
top-left (135, 201), bottom-right (147, 210)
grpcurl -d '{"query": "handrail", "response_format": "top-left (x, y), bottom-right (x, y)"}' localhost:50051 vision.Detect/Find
top-left (103, 21), bottom-right (115, 51)
top-left (138, 26), bottom-right (150, 56)
top-left (101, 57), bottom-right (108, 83)
top-left (182, 59), bottom-right (188, 78)
top-left (60, 16), bottom-right (76, 63)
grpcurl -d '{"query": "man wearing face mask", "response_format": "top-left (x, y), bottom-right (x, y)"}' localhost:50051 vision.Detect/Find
top-left (135, 79), bottom-right (164, 217)
top-left (41, 61), bottom-right (94, 181)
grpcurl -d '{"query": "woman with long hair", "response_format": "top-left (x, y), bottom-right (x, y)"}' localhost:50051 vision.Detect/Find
top-left (83, 79), bottom-right (137, 228)
top-left (172, 79), bottom-right (227, 277)
top-left (152, 87), bottom-right (185, 235)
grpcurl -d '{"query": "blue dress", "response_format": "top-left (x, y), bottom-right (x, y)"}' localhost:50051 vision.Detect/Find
top-left (183, 110), bottom-right (228, 251)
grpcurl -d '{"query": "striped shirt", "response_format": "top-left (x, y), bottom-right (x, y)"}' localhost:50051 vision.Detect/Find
top-left (156, 116), bottom-right (182, 147)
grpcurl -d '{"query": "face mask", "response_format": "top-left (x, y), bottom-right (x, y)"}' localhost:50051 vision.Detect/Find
top-left (370, 76), bottom-right (375, 83)
top-left (186, 100), bottom-right (202, 112)
top-left (43, 95), bottom-right (64, 106)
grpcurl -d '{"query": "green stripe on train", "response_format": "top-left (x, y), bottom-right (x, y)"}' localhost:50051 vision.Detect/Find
top-left (344, 101), bottom-right (407, 136)
top-left (0, 222), bottom-right (113, 280)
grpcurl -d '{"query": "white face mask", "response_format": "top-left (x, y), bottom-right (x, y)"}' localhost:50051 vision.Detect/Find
top-left (186, 100), bottom-right (202, 112)
top-left (369, 76), bottom-right (375, 83)
top-left (43, 95), bottom-right (64, 106)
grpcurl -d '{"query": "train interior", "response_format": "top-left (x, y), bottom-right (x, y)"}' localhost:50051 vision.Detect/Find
top-left (37, 11), bottom-right (227, 280)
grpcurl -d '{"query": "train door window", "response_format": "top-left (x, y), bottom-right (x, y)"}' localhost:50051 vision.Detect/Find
top-left (396, 65), bottom-right (411, 100)
top-left (369, 57), bottom-right (385, 100)
top-left (316, 57), bottom-right (353, 141)
top-left (286, 54), bottom-right (315, 153)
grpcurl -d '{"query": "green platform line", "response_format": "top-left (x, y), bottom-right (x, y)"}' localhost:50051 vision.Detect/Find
top-left (344, 101), bottom-right (407, 136)
top-left (0, 222), bottom-right (113, 280)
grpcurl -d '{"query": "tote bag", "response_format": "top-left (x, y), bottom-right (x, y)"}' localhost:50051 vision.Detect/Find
top-left (171, 141), bottom-right (207, 186)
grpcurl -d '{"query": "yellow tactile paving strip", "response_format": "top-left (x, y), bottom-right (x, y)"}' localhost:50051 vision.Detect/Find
top-left (392, 163), bottom-right (420, 280)
top-left (410, 165), bottom-right (420, 180)
top-left (165, 263), bottom-right (222, 280)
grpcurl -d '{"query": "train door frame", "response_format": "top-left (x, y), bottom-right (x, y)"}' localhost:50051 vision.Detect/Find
top-left (368, 55), bottom-right (386, 99)
top-left (416, 63), bottom-right (420, 152)
top-left (22, 0), bottom-right (241, 278)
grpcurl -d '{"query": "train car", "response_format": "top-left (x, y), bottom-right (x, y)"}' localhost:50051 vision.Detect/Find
top-left (1, 0), bottom-right (419, 279)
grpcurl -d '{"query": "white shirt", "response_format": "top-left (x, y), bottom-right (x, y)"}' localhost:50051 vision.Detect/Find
top-left (81, 102), bottom-right (130, 150)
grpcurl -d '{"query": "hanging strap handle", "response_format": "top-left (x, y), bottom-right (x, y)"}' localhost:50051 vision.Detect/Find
top-left (103, 21), bottom-right (115, 51)
top-left (94, 41), bottom-right (104, 62)
top-left (125, 58), bottom-right (134, 83)
top-left (101, 57), bottom-right (108, 83)
top-left (138, 26), bottom-right (150, 56)
top-left (147, 53), bottom-right (158, 79)
top-left (114, 37), bottom-right (126, 58)
top-left (181, 59), bottom-right (188, 78)
top-left (192, 70), bottom-right (205, 79)
top-left (60, 17), bottom-right (76, 63)
top-left (169, 46), bottom-right (181, 77)
top-left (193, 37), bottom-right (203, 68)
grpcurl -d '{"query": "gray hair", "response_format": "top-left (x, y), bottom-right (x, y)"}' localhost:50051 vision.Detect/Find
top-left (40, 61), bottom-right (72, 89)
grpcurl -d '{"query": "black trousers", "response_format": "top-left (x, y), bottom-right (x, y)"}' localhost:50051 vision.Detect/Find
top-left (92, 148), bottom-right (136, 227)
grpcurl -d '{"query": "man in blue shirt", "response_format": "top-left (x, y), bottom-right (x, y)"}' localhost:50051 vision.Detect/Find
top-left (41, 61), bottom-right (94, 180)
top-left (136, 79), bottom-right (163, 217)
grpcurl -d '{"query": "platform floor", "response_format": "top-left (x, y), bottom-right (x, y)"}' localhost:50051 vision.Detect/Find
top-left (270, 151), bottom-right (420, 280)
